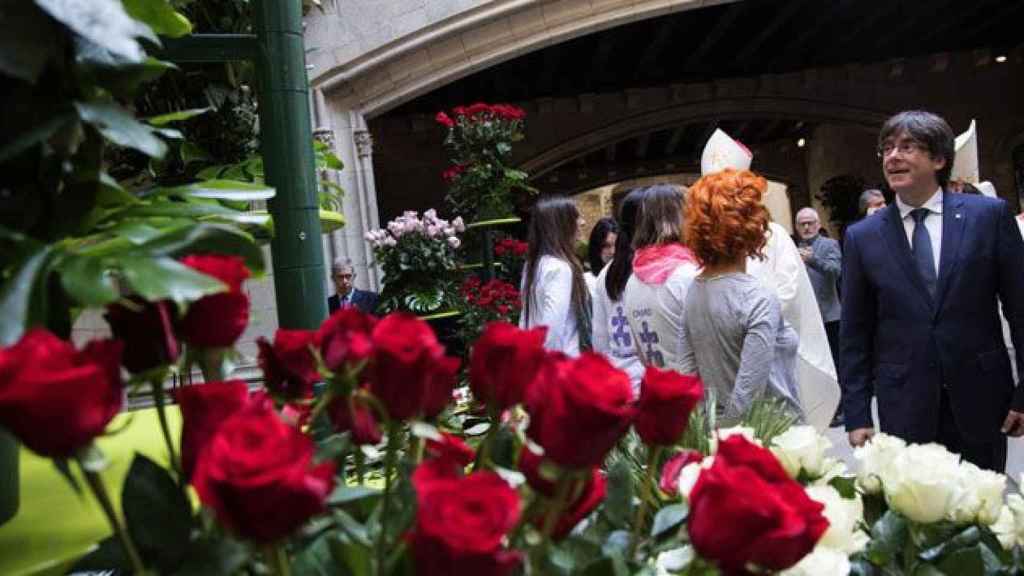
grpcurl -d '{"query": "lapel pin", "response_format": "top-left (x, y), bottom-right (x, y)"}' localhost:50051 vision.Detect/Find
top-left (955, 213), bottom-right (962, 219)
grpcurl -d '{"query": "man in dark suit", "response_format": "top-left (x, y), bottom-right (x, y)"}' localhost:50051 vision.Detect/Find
top-left (840, 110), bottom-right (1024, 471)
top-left (327, 258), bottom-right (378, 315)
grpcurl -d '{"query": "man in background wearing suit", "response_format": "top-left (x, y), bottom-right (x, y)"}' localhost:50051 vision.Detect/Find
top-left (327, 258), bottom-right (378, 315)
top-left (840, 110), bottom-right (1024, 471)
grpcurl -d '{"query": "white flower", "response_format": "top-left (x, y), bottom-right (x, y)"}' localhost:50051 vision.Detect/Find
top-left (443, 226), bottom-right (456, 237)
top-left (426, 225), bottom-right (440, 238)
top-left (853, 433), bottom-right (906, 494)
top-left (805, 485), bottom-right (868, 554)
top-left (677, 456), bottom-right (714, 500)
top-left (771, 425), bottom-right (833, 479)
top-left (883, 443), bottom-right (961, 523)
top-left (991, 494), bottom-right (1024, 550)
top-left (947, 462), bottom-right (1006, 525)
top-left (779, 547), bottom-right (850, 576)
top-left (654, 547), bottom-right (694, 575)
top-left (384, 237), bottom-right (397, 247)
top-left (453, 216), bottom-right (466, 232)
top-left (447, 237), bottom-right (461, 249)
top-left (709, 425), bottom-right (759, 453)
top-left (424, 208), bottom-right (437, 221)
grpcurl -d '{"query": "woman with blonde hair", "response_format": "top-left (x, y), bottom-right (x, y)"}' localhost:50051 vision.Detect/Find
top-left (622, 184), bottom-right (700, 374)
top-left (680, 169), bottom-right (803, 424)
top-left (520, 196), bottom-right (590, 355)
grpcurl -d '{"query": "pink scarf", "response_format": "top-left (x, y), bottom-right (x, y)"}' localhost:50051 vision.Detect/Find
top-left (632, 244), bottom-right (698, 285)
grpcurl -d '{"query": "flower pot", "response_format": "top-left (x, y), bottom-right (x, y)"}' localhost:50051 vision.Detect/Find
top-left (0, 427), bottom-right (19, 526)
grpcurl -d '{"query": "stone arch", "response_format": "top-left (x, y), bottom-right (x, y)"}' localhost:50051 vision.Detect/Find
top-left (518, 97), bottom-right (890, 178)
top-left (312, 0), bottom-right (724, 116)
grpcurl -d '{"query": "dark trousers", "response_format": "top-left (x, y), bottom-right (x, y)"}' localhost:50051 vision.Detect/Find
top-left (937, 388), bottom-right (1008, 472)
top-left (825, 321), bottom-right (842, 418)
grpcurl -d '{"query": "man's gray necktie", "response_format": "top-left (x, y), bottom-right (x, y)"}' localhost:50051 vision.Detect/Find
top-left (911, 208), bottom-right (936, 298)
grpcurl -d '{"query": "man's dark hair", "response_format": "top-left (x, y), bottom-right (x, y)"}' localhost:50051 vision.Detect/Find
top-left (878, 111), bottom-right (955, 187)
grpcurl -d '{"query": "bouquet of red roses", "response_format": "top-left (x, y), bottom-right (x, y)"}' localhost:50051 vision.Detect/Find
top-left (456, 275), bottom-right (521, 343)
top-left (436, 103), bottom-right (536, 220)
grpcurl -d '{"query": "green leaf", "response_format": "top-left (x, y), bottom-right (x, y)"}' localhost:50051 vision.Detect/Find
top-left (329, 533), bottom-right (373, 576)
top-left (0, 114), bottom-right (75, 163)
top-left (936, 543), bottom-right (1002, 575)
top-left (91, 57), bottom-right (177, 97)
top-left (848, 557), bottom-right (879, 576)
top-left (829, 475), bottom-right (858, 499)
top-left (35, 0), bottom-right (154, 62)
top-left (59, 253), bottom-right (118, 306)
top-left (917, 524), bottom-right (976, 561)
top-left (69, 535), bottom-right (129, 573)
top-left (122, 454), bottom-right (193, 570)
top-left (171, 536), bottom-right (249, 576)
top-left (119, 255), bottom-right (226, 306)
top-left (292, 533), bottom-right (334, 575)
top-left (333, 509), bottom-right (372, 547)
top-left (328, 485), bottom-right (381, 507)
top-left (866, 510), bottom-right (910, 566)
top-left (0, 2), bottom-right (61, 82)
top-left (122, 0), bottom-right (192, 38)
top-left (52, 458), bottom-right (82, 494)
top-left (0, 245), bottom-right (55, 346)
top-left (75, 101), bottom-right (167, 158)
top-left (156, 179), bottom-right (275, 201)
top-left (651, 503), bottom-right (689, 539)
top-left (145, 107), bottom-right (211, 126)
top-left (133, 222), bottom-right (265, 275)
top-left (603, 458), bottom-right (634, 529)
top-left (580, 554), bottom-right (629, 576)
top-left (181, 141), bottom-right (211, 165)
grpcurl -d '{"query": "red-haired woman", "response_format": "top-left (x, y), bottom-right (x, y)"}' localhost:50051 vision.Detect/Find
top-left (680, 169), bottom-right (804, 425)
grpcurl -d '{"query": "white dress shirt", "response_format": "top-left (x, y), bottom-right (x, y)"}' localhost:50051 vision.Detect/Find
top-left (895, 188), bottom-right (943, 275)
top-left (520, 255), bottom-right (580, 356)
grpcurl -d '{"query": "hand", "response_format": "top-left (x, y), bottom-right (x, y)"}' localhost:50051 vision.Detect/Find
top-left (798, 247), bottom-right (812, 262)
top-left (848, 427), bottom-right (875, 447)
top-left (1001, 410), bottom-right (1024, 436)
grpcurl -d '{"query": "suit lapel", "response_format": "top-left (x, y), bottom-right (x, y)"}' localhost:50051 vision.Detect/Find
top-left (879, 203), bottom-right (935, 309)
top-left (934, 191), bottom-right (964, 315)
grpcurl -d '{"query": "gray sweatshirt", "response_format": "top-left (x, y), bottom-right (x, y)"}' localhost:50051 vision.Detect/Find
top-left (679, 272), bottom-right (804, 425)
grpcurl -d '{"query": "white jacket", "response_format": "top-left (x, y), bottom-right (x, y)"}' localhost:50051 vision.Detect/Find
top-left (520, 255), bottom-right (580, 356)
top-left (592, 264), bottom-right (645, 392)
top-left (623, 261), bottom-right (701, 376)
top-left (747, 222), bottom-right (841, 430)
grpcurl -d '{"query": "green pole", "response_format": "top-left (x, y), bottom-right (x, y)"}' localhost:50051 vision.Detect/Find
top-left (252, 0), bottom-right (327, 330)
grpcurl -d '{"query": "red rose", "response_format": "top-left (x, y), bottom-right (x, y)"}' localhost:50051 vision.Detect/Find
top-left (315, 308), bottom-right (376, 373)
top-left (105, 297), bottom-right (179, 374)
top-left (412, 432), bottom-right (476, 490)
top-left (464, 102), bottom-right (490, 117)
top-left (257, 329), bottom-right (319, 400)
top-left (715, 433), bottom-right (791, 483)
top-left (179, 254), bottom-right (250, 348)
top-left (0, 330), bottom-right (123, 458)
top-left (658, 450), bottom-right (704, 496)
top-left (366, 313), bottom-right (460, 421)
top-left (176, 380), bottom-right (250, 479)
top-left (688, 436), bottom-right (828, 574)
top-left (549, 469), bottom-right (605, 540)
top-left (470, 322), bottom-right (547, 410)
top-left (525, 352), bottom-right (635, 469)
top-left (452, 106), bottom-right (467, 116)
top-left (518, 445), bottom-right (556, 496)
top-left (435, 111), bottom-right (454, 127)
top-left (634, 368), bottom-right (703, 446)
top-left (411, 471), bottom-right (521, 576)
top-left (327, 391), bottom-right (381, 445)
top-left (191, 400), bottom-right (336, 543)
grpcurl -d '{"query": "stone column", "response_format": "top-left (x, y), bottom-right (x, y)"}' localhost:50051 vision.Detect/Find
top-left (313, 89), bottom-right (382, 292)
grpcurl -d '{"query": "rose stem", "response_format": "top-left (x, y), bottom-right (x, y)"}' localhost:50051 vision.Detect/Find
top-left (630, 445), bottom-right (663, 557)
top-left (151, 377), bottom-right (181, 478)
top-left (78, 460), bottom-right (146, 574)
top-left (266, 544), bottom-right (292, 576)
top-left (375, 421), bottom-right (401, 575)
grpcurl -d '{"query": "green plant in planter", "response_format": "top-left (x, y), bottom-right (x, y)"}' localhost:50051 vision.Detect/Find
top-left (436, 103), bottom-right (537, 221)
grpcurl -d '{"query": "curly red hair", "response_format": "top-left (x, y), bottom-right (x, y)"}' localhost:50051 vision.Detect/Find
top-left (684, 169), bottom-right (770, 267)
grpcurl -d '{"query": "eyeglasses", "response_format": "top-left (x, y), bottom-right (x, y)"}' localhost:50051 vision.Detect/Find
top-left (877, 140), bottom-right (927, 158)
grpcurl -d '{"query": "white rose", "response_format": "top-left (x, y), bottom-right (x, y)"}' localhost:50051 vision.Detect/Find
top-left (884, 443), bottom-right (961, 523)
top-left (710, 426), bottom-right (759, 453)
top-left (805, 485), bottom-right (868, 554)
top-left (992, 493), bottom-right (1024, 551)
top-left (447, 237), bottom-right (461, 249)
top-left (677, 456), bottom-right (714, 500)
top-left (853, 433), bottom-right (906, 494)
top-left (771, 425), bottom-right (832, 479)
top-left (947, 462), bottom-right (1006, 525)
top-left (779, 547), bottom-right (850, 576)
top-left (654, 546), bottom-right (694, 575)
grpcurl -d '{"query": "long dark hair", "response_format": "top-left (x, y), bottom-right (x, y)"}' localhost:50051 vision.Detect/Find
top-left (523, 196), bottom-right (588, 329)
top-left (605, 188), bottom-right (647, 301)
top-left (586, 217), bottom-right (618, 274)
top-left (633, 183), bottom-right (685, 248)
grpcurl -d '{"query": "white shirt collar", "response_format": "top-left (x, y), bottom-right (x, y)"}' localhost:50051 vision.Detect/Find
top-left (896, 187), bottom-right (943, 220)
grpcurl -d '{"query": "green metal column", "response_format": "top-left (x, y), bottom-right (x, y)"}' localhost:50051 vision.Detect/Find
top-left (253, 0), bottom-right (327, 329)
